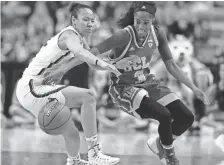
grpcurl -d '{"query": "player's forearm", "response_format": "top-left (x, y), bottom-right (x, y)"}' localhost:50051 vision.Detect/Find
top-left (165, 60), bottom-right (197, 91)
top-left (88, 64), bottom-right (107, 70)
top-left (90, 48), bottom-right (112, 63)
top-left (206, 85), bottom-right (217, 103)
top-left (66, 36), bottom-right (103, 66)
top-left (61, 58), bottom-right (84, 74)
top-left (88, 49), bottom-right (112, 70)
top-left (74, 48), bottom-right (106, 66)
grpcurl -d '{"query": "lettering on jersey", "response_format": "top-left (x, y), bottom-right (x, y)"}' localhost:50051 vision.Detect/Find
top-left (124, 56), bottom-right (150, 72)
top-left (123, 87), bottom-right (136, 99)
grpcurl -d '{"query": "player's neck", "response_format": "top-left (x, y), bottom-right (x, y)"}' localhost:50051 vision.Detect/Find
top-left (71, 25), bottom-right (86, 38)
top-left (136, 34), bottom-right (148, 46)
top-left (134, 28), bottom-right (151, 46)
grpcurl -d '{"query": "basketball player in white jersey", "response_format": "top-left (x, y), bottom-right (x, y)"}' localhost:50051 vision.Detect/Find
top-left (16, 3), bottom-right (121, 165)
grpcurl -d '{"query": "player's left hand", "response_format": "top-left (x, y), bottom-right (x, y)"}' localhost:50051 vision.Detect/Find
top-left (42, 67), bottom-right (65, 85)
top-left (97, 60), bottom-right (121, 77)
top-left (115, 55), bottom-right (138, 69)
top-left (193, 87), bottom-right (210, 105)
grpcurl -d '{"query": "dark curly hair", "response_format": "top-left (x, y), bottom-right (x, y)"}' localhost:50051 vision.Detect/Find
top-left (117, 2), bottom-right (157, 28)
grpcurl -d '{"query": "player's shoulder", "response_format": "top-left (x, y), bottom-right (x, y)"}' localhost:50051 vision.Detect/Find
top-left (153, 24), bottom-right (164, 38)
top-left (60, 29), bottom-right (78, 39)
top-left (112, 27), bottom-right (131, 45)
top-left (153, 24), bottom-right (168, 46)
top-left (58, 26), bottom-right (79, 39)
top-left (122, 25), bottom-right (135, 41)
top-left (58, 29), bottom-right (82, 47)
top-left (118, 27), bottom-right (131, 37)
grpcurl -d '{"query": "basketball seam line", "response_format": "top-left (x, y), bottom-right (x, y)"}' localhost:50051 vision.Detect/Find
top-left (44, 105), bottom-right (66, 128)
top-left (45, 113), bottom-right (71, 131)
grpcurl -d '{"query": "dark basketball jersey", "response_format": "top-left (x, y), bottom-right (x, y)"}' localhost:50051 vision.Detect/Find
top-left (109, 25), bottom-right (159, 85)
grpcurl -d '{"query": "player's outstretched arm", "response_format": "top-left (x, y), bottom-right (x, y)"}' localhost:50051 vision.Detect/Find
top-left (157, 27), bottom-right (209, 105)
top-left (60, 30), bottom-right (120, 75)
top-left (64, 31), bottom-right (106, 66)
top-left (42, 31), bottom-right (121, 85)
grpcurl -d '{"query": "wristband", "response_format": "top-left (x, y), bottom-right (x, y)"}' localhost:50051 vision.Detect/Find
top-left (95, 60), bottom-right (99, 66)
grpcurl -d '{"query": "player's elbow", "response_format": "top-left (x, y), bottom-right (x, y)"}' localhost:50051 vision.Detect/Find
top-left (69, 45), bottom-right (83, 56)
top-left (71, 48), bottom-right (88, 61)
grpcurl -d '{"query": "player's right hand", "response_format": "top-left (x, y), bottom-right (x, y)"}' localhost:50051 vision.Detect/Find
top-left (193, 87), bottom-right (210, 105)
top-left (42, 67), bottom-right (65, 85)
top-left (98, 60), bottom-right (121, 77)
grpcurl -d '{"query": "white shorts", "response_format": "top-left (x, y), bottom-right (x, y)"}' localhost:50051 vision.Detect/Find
top-left (16, 77), bottom-right (66, 117)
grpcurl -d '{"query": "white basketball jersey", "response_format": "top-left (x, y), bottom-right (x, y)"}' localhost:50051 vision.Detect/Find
top-left (23, 26), bottom-right (83, 78)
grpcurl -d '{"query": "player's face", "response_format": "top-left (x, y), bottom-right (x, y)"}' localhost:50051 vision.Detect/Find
top-left (134, 11), bottom-right (154, 38)
top-left (74, 8), bottom-right (95, 37)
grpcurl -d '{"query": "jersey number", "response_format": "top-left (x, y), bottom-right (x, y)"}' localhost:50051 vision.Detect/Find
top-left (124, 56), bottom-right (149, 72)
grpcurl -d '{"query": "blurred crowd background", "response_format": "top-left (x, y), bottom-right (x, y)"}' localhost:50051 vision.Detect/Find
top-left (1, 1), bottom-right (224, 134)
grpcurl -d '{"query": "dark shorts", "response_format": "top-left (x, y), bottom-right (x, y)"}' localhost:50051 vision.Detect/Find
top-left (109, 81), bottom-right (179, 116)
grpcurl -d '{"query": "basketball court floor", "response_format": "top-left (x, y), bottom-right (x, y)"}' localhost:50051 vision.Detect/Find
top-left (1, 123), bottom-right (224, 165)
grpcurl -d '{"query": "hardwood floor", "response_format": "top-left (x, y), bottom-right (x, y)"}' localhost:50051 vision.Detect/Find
top-left (1, 125), bottom-right (224, 165)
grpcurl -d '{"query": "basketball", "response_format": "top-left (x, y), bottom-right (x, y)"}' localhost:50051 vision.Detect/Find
top-left (38, 98), bottom-right (71, 135)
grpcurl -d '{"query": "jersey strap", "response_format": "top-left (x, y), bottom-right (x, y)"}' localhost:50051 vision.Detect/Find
top-left (151, 25), bottom-right (159, 47)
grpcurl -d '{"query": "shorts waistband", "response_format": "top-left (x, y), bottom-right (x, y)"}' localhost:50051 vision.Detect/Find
top-left (21, 74), bottom-right (44, 85)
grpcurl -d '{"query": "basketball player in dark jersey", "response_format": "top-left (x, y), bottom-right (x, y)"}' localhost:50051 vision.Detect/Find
top-left (90, 2), bottom-right (209, 165)
top-left (43, 2), bottom-right (209, 165)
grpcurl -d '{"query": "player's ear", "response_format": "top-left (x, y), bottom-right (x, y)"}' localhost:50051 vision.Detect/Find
top-left (71, 16), bottom-right (76, 26)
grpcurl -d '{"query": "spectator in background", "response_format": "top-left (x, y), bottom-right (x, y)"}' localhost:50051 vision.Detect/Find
top-left (167, 12), bottom-right (195, 41)
top-left (8, 82), bottom-right (36, 128)
top-left (55, 5), bottom-right (70, 33)
top-left (167, 2), bottom-right (196, 41)
top-left (27, 1), bottom-right (54, 45)
top-left (1, 1), bottom-right (31, 22)
top-left (14, 32), bottom-right (30, 63)
top-left (45, 1), bottom-right (67, 34)
top-left (1, 28), bottom-right (17, 62)
top-left (1, 72), bottom-right (7, 127)
top-left (198, 62), bottom-right (224, 135)
top-left (1, 72), bottom-right (16, 129)
top-left (207, 62), bottom-right (224, 112)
